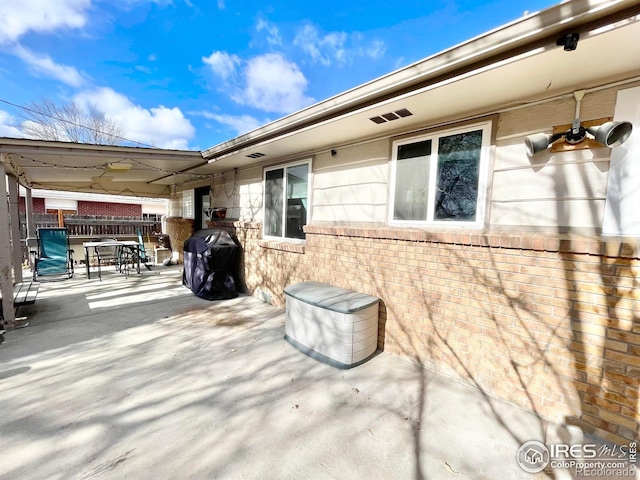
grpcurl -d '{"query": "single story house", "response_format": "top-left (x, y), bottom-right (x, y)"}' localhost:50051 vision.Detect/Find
top-left (1, 0), bottom-right (639, 447)
top-left (176, 0), bottom-right (640, 445)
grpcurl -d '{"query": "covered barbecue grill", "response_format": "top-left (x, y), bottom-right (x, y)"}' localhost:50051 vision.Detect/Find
top-left (182, 229), bottom-right (240, 300)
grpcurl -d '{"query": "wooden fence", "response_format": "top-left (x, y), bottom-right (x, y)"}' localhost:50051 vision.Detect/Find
top-left (20, 214), bottom-right (162, 238)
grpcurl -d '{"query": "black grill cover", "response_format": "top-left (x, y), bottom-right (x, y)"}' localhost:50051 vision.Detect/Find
top-left (182, 229), bottom-right (240, 300)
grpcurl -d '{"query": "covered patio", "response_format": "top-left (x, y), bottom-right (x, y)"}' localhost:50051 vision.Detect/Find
top-left (1, 266), bottom-right (572, 479)
top-left (0, 139), bottom-right (205, 326)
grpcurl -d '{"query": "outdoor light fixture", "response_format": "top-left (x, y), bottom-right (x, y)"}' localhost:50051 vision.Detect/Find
top-left (525, 90), bottom-right (633, 156)
top-left (556, 32), bottom-right (580, 51)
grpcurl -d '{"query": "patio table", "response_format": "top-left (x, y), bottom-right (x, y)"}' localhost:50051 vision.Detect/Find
top-left (82, 241), bottom-right (141, 279)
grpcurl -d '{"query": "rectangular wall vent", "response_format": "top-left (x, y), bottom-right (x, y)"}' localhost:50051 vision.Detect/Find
top-left (369, 108), bottom-right (413, 124)
top-left (395, 108), bottom-right (413, 118)
top-left (246, 152), bottom-right (266, 158)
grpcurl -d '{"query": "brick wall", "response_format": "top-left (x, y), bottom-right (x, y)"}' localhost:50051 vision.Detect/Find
top-left (19, 198), bottom-right (141, 216)
top-left (215, 220), bottom-right (639, 446)
top-left (77, 201), bottom-right (142, 217)
top-left (18, 197), bottom-right (45, 214)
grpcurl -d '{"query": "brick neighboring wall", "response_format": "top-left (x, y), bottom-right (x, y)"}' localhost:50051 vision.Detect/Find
top-left (217, 220), bottom-right (639, 446)
top-left (18, 197), bottom-right (45, 214)
top-left (78, 201), bottom-right (142, 217)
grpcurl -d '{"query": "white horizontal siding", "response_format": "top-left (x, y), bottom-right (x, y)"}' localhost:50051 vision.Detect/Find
top-left (489, 89), bottom-right (619, 231)
top-left (313, 204), bottom-right (387, 223)
top-left (492, 161), bottom-right (609, 202)
top-left (312, 140), bottom-right (389, 223)
top-left (491, 199), bottom-right (606, 228)
top-left (210, 167), bottom-right (263, 222)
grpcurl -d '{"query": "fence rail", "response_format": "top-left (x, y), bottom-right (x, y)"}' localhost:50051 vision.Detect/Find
top-left (20, 214), bottom-right (162, 238)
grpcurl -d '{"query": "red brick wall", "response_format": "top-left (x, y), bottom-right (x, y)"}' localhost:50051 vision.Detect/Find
top-left (217, 220), bottom-right (640, 446)
top-left (19, 197), bottom-right (45, 214)
top-left (77, 201), bottom-right (142, 216)
top-left (20, 198), bottom-right (140, 216)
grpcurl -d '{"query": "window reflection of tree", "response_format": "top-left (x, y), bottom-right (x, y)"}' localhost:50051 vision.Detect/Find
top-left (435, 130), bottom-right (482, 221)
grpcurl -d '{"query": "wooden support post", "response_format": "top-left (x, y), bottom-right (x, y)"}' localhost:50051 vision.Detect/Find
top-left (25, 187), bottom-right (35, 238)
top-left (25, 187), bottom-right (36, 271)
top-left (8, 174), bottom-right (23, 283)
top-left (0, 157), bottom-right (16, 327)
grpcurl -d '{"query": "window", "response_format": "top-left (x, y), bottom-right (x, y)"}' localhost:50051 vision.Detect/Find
top-left (264, 160), bottom-right (310, 241)
top-left (390, 122), bottom-right (491, 227)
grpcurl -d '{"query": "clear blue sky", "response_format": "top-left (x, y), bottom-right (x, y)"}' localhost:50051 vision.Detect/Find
top-left (0, 0), bottom-right (558, 151)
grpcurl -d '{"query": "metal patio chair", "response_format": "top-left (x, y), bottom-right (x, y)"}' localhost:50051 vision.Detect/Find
top-left (94, 238), bottom-right (121, 280)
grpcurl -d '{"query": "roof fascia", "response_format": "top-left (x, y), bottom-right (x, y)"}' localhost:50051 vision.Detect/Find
top-left (0, 137), bottom-right (204, 161)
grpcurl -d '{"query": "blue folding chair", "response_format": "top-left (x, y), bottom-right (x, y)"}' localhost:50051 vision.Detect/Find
top-left (33, 228), bottom-right (74, 281)
top-left (136, 228), bottom-right (152, 270)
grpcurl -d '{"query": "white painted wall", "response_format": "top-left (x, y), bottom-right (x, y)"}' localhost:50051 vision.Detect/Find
top-left (210, 84), bottom-right (636, 233)
top-left (488, 86), bottom-right (631, 232)
top-left (209, 167), bottom-right (263, 222)
top-left (312, 140), bottom-right (389, 223)
top-left (603, 86), bottom-right (640, 236)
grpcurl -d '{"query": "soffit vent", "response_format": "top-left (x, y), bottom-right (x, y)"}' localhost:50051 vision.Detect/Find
top-left (369, 108), bottom-right (413, 124)
top-left (246, 152), bottom-right (266, 158)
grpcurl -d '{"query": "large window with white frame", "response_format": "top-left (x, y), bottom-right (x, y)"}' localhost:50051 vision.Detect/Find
top-left (263, 160), bottom-right (311, 241)
top-left (389, 121), bottom-right (492, 227)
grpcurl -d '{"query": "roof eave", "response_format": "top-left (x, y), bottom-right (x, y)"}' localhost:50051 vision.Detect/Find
top-left (202, 0), bottom-right (638, 160)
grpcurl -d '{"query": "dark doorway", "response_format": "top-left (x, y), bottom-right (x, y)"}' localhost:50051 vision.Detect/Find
top-left (195, 186), bottom-right (210, 231)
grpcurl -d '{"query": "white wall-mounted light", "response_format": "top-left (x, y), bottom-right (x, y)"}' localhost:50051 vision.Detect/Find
top-left (525, 90), bottom-right (633, 156)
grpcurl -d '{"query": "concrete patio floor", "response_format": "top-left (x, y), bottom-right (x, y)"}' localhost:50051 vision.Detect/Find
top-left (0, 267), bottom-right (582, 479)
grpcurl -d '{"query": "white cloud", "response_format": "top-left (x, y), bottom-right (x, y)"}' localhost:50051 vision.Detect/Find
top-left (0, 110), bottom-right (24, 138)
top-left (294, 24), bottom-right (349, 66)
top-left (256, 19), bottom-right (282, 46)
top-left (13, 45), bottom-right (87, 87)
top-left (198, 112), bottom-right (264, 136)
top-left (234, 53), bottom-right (314, 114)
top-left (0, 0), bottom-right (90, 44)
top-left (202, 51), bottom-right (240, 81)
top-left (115, 0), bottom-right (174, 7)
top-left (74, 87), bottom-right (196, 150)
top-left (217, 0), bottom-right (225, 9)
top-left (363, 40), bottom-right (386, 60)
top-left (204, 52), bottom-right (314, 114)
top-left (294, 23), bottom-right (386, 66)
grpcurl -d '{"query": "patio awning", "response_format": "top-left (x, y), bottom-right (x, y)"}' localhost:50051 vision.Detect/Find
top-left (0, 139), bottom-right (206, 199)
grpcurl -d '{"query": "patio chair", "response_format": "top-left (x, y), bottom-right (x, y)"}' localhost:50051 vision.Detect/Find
top-left (118, 228), bottom-right (152, 277)
top-left (136, 228), bottom-right (152, 271)
top-left (33, 228), bottom-right (74, 281)
top-left (94, 238), bottom-right (121, 280)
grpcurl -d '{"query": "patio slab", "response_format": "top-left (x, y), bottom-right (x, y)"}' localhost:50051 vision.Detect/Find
top-left (0, 267), bottom-right (569, 479)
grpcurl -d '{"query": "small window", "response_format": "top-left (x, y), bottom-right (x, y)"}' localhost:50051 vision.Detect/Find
top-left (390, 122), bottom-right (491, 227)
top-left (264, 160), bottom-right (310, 241)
